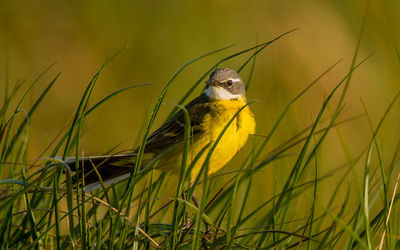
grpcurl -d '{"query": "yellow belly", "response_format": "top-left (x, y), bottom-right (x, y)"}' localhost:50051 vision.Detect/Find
top-left (157, 99), bottom-right (255, 180)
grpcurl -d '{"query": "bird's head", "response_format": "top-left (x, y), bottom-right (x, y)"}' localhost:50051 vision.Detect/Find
top-left (205, 68), bottom-right (246, 101)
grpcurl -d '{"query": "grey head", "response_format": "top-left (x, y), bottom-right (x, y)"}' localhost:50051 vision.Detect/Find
top-left (205, 68), bottom-right (246, 100)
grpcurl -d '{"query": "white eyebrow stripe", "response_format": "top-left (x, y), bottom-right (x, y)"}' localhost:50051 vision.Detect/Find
top-left (227, 78), bottom-right (242, 83)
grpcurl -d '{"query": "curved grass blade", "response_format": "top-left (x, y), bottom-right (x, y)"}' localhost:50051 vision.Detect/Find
top-left (353, 92), bottom-right (400, 249)
top-left (170, 105), bottom-right (191, 248)
top-left (4, 72), bottom-right (61, 158)
top-left (62, 46), bottom-right (127, 159)
top-left (244, 35), bottom-right (258, 91)
top-left (48, 82), bottom-right (151, 158)
top-left (0, 83), bottom-right (22, 130)
top-left (0, 63), bottom-right (57, 174)
top-left (167, 28), bottom-right (298, 120)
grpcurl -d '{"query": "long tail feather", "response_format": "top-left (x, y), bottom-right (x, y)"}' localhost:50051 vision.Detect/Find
top-left (66, 153), bottom-right (137, 190)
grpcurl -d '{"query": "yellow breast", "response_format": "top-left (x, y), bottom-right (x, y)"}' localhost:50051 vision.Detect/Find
top-left (155, 98), bottom-right (255, 180)
top-left (189, 98), bottom-right (255, 179)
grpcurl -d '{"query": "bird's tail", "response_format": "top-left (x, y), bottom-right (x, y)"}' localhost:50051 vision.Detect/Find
top-left (66, 153), bottom-right (139, 191)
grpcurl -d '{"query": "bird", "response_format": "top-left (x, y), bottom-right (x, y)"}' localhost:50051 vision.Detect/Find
top-left (67, 67), bottom-right (256, 191)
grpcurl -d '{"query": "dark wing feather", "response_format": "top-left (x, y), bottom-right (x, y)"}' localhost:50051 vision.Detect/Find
top-left (143, 94), bottom-right (210, 152)
top-left (69, 94), bottom-right (211, 187)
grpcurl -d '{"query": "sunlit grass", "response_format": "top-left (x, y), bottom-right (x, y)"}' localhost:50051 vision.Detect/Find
top-left (0, 30), bottom-right (399, 249)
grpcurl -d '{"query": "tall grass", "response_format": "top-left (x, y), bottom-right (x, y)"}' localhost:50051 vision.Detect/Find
top-left (0, 30), bottom-right (399, 249)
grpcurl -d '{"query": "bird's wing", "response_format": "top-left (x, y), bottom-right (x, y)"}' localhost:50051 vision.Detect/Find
top-left (143, 94), bottom-right (211, 152)
top-left (67, 94), bottom-right (212, 188)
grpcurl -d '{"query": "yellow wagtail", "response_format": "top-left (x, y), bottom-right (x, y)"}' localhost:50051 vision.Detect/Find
top-left (68, 68), bottom-right (256, 191)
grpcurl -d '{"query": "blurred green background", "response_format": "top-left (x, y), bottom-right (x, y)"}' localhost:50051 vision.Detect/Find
top-left (1, 0), bottom-right (399, 214)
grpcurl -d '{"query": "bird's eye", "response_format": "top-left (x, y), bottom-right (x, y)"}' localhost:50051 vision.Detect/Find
top-left (226, 80), bottom-right (233, 87)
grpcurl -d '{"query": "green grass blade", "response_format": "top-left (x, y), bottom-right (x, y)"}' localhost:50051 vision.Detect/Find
top-left (170, 105), bottom-right (191, 248)
top-left (359, 92), bottom-right (400, 249)
top-left (0, 63), bottom-right (56, 174)
top-left (62, 46), bottom-right (127, 159)
top-left (4, 72), bottom-right (60, 160)
top-left (167, 29), bottom-right (297, 120)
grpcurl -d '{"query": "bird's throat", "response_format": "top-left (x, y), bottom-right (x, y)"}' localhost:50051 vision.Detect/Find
top-left (205, 86), bottom-right (242, 100)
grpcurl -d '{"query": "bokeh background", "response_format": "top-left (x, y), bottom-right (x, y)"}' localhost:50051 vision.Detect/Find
top-left (1, 0), bottom-right (399, 224)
